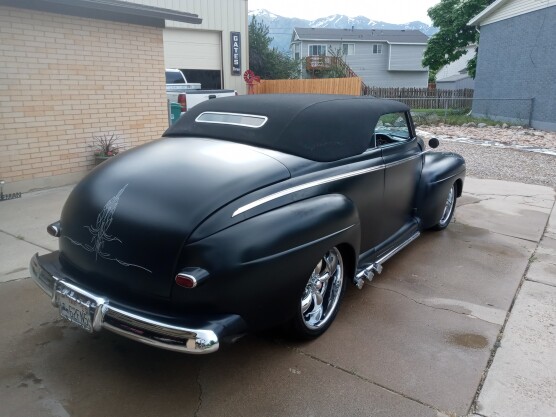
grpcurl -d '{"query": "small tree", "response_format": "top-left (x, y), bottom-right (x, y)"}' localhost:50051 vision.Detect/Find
top-left (249, 16), bottom-right (299, 79)
top-left (423, 0), bottom-right (494, 78)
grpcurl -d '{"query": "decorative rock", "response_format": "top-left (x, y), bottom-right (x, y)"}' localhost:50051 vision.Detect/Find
top-left (502, 123), bottom-right (509, 128)
top-left (467, 122), bottom-right (477, 127)
top-left (510, 126), bottom-right (523, 130)
top-left (478, 123), bottom-right (487, 128)
top-left (495, 124), bottom-right (501, 128)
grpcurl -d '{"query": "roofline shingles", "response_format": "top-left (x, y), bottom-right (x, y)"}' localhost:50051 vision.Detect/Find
top-left (293, 27), bottom-right (428, 44)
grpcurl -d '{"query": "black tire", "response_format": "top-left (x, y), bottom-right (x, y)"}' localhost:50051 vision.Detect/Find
top-left (431, 183), bottom-right (457, 231)
top-left (291, 247), bottom-right (347, 339)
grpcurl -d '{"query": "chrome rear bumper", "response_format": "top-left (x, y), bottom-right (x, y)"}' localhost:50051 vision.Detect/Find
top-left (29, 253), bottom-right (219, 354)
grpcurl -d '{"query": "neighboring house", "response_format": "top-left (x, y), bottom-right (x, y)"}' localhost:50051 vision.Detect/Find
top-left (0, 0), bottom-right (248, 194)
top-left (291, 27), bottom-right (429, 88)
top-left (435, 45), bottom-right (475, 89)
top-left (469, 0), bottom-right (556, 131)
top-left (436, 72), bottom-right (475, 90)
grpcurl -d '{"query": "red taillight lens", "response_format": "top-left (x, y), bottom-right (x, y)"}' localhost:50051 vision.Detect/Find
top-left (175, 273), bottom-right (196, 288)
top-left (177, 94), bottom-right (187, 112)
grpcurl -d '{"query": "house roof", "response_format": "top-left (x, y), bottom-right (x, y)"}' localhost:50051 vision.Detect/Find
top-left (0, 0), bottom-right (202, 25)
top-left (293, 27), bottom-right (428, 44)
top-left (437, 73), bottom-right (471, 83)
top-left (468, 0), bottom-right (556, 26)
top-left (468, 0), bottom-right (511, 25)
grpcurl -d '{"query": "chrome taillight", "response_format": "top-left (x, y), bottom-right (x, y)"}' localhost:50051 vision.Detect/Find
top-left (175, 267), bottom-right (209, 289)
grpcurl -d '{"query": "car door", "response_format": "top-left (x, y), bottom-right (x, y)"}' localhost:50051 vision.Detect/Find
top-left (375, 111), bottom-right (423, 242)
top-left (354, 146), bottom-right (386, 253)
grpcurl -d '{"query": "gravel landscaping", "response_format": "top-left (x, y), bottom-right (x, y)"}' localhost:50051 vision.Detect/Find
top-left (418, 125), bottom-right (556, 189)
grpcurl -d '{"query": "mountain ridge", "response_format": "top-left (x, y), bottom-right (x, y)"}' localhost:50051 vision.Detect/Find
top-left (249, 9), bottom-right (437, 52)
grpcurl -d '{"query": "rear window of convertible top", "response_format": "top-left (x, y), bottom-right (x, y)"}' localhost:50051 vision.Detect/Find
top-left (195, 112), bottom-right (268, 128)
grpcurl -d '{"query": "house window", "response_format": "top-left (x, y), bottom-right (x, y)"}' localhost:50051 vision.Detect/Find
top-left (342, 43), bottom-right (355, 55)
top-left (292, 43), bottom-right (301, 60)
top-left (372, 44), bottom-right (383, 54)
top-left (308, 44), bottom-right (327, 56)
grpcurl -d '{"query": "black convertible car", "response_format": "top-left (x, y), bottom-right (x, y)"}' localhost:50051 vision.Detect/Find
top-left (30, 94), bottom-right (465, 354)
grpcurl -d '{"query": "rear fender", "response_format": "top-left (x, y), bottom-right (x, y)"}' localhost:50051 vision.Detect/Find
top-left (416, 152), bottom-right (465, 229)
top-left (173, 194), bottom-right (361, 329)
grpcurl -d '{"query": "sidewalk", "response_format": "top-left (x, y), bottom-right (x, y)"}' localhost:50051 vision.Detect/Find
top-left (472, 195), bottom-right (556, 417)
top-left (0, 179), bottom-right (554, 417)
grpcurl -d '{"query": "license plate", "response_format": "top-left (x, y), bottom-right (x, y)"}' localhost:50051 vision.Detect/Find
top-left (58, 289), bottom-right (94, 332)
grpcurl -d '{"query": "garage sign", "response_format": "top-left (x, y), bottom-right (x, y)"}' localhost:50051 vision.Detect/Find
top-left (231, 32), bottom-right (241, 75)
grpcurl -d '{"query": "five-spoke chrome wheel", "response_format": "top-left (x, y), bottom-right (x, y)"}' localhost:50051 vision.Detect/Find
top-left (432, 183), bottom-right (456, 230)
top-left (293, 247), bottom-right (346, 337)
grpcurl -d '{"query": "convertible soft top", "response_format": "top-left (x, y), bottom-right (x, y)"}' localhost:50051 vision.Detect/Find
top-left (163, 94), bottom-right (409, 162)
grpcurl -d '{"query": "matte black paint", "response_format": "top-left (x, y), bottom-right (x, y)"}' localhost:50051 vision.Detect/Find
top-left (35, 95), bottom-right (466, 344)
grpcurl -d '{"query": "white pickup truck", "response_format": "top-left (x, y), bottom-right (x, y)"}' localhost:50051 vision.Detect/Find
top-left (166, 69), bottom-right (236, 112)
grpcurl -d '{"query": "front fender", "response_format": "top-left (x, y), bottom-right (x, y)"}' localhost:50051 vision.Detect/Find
top-left (416, 152), bottom-right (466, 229)
top-left (172, 194), bottom-right (361, 329)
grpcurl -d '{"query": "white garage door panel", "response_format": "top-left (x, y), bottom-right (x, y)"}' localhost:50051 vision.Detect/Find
top-left (163, 29), bottom-right (221, 70)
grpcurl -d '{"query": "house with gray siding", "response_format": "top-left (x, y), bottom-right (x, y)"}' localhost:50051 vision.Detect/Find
top-left (291, 28), bottom-right (429, 88)
top-left (436, 45), bottom-right (475, 90)
top-left (469, 0), bottom-right (556, 131)
top-left (436, 73), bottom-right (475, 90)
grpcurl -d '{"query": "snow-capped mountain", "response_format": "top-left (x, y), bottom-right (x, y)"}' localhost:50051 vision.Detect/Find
top-left (249, 9), bottom-right (437, 52)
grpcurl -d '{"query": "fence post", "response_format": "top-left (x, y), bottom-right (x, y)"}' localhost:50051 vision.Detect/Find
top-left (528, 97), bottom-right (535, 127)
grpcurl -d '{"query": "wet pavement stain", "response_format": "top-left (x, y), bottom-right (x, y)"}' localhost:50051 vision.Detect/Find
top-left (448, 333), bottom-right (489, 349)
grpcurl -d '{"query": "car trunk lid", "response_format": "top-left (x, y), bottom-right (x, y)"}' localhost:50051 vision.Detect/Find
top-left (59, 137), bottom-right (290, 299)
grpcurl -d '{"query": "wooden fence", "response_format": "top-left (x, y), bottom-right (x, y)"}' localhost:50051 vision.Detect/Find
top-left (364, 87), bottom-right (474, 109)
top-left (252, 77), bottom-right (362, 96)
top-left (252, 81), bottom-right (474, 110)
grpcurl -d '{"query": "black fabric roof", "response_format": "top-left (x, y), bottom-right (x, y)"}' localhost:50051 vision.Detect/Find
top-left (163, 94), bottom-right (409, 162)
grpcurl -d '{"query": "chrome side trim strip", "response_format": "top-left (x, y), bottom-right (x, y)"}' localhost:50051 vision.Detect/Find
top-left (383, 151), bottom-right (426, 169)
top-left (232, 164), bottom-right (384, 217)
top-left (232, 150), bottom-right (429, 218)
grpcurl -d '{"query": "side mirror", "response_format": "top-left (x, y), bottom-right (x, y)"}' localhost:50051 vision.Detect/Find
top-left (428, 138), bottom-right (440, 149)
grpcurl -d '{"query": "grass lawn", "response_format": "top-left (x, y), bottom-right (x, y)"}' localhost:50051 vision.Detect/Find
top-left (410, 109), bottom-right (513, 127)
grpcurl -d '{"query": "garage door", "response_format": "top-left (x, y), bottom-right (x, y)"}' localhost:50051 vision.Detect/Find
top-left (163, 29), bottom-right (222, 70)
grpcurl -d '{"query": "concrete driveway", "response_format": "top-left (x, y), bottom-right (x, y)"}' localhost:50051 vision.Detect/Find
top-left (0, 178), bottom-right (554, 417)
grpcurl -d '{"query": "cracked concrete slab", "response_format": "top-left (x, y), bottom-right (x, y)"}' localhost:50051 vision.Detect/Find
top-left (474, 281), bottom-right (556, 417)
top-left (195, 338), bottom-right (442, 417)
top-left (371, 222), bottom-right (536, 326)
top-left (0, 185), bottom-right (71, 251)
top-left (0, 280), bottom-right (439, 417)
top-left (0, 232), bottom-right (48, 283)
top-left (527, 234), bottom-right (556, 287)
top-left (0, 279), bottom-right (203, 417)
top-left (458, 178), bottom-right (554, 242)
top-left (296, 284), bottom-right (499, 416)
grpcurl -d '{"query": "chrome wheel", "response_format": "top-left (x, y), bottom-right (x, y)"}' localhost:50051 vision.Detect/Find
top-left (433, 184), bottom-right (456, 230)
top-left (300, 247), bottom-right (344, 330)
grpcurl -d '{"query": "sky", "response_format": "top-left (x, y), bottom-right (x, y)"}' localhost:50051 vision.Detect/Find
top-left (248, 0), bottom-right (441, 25)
